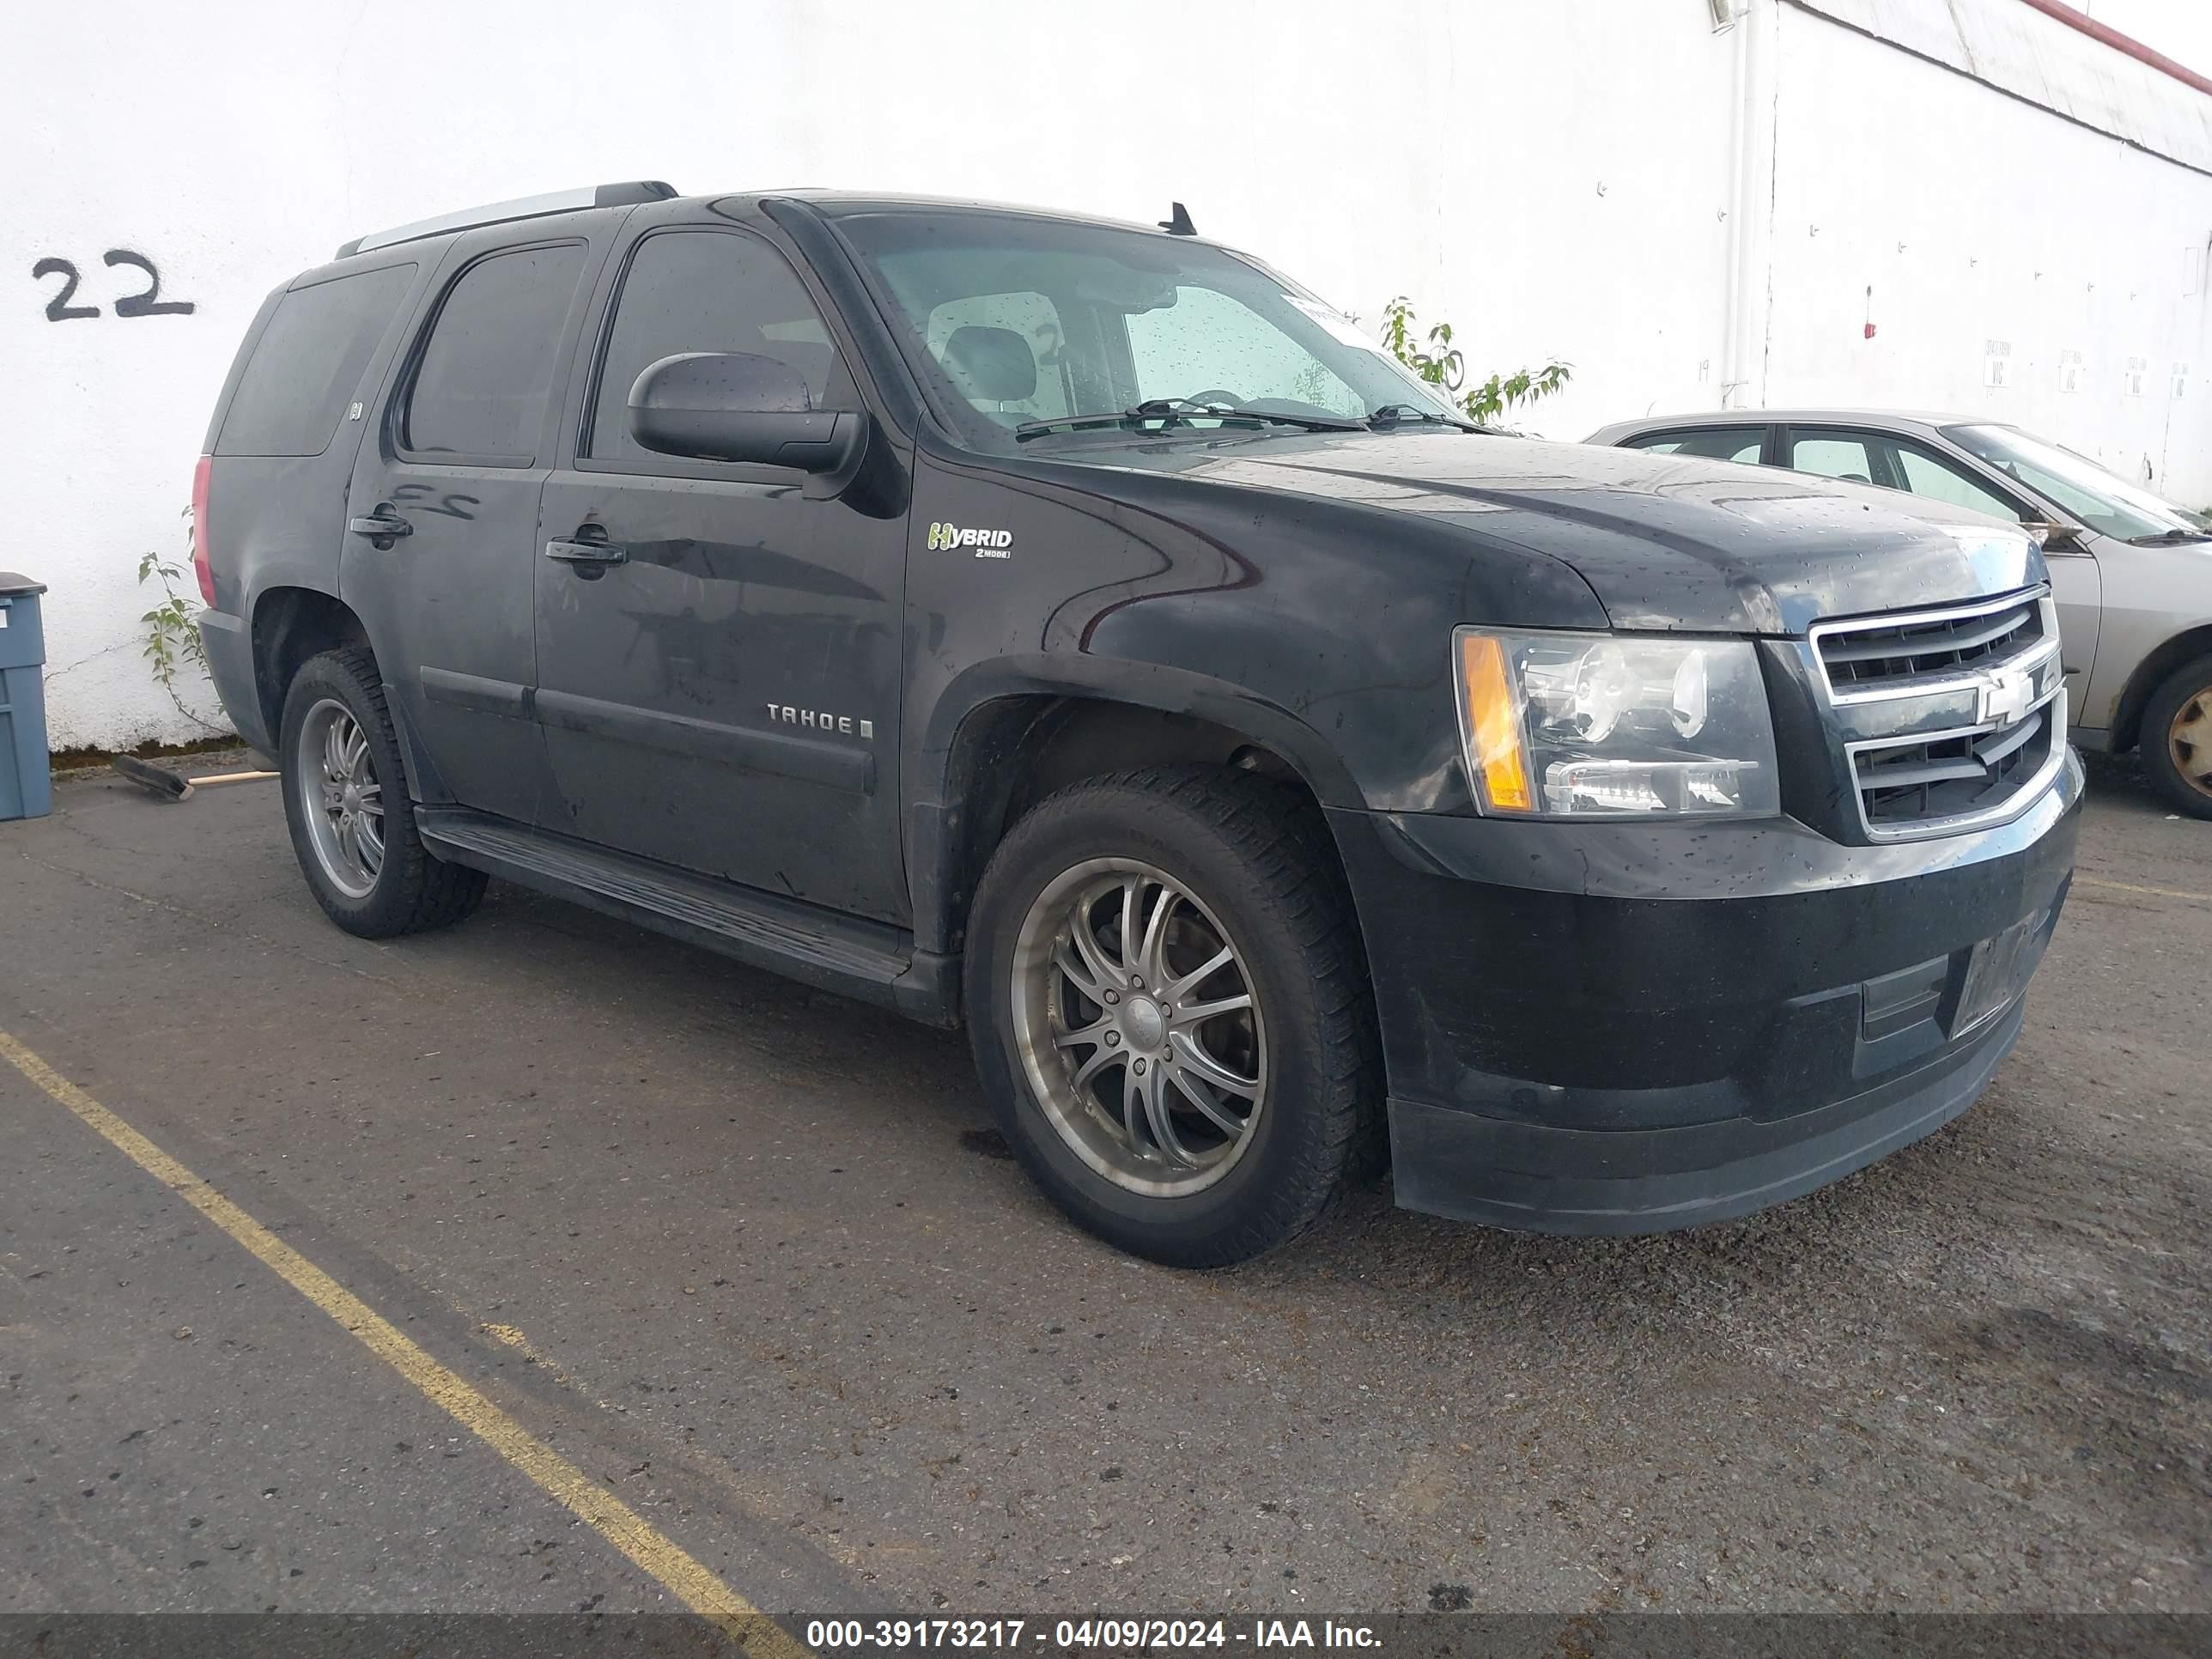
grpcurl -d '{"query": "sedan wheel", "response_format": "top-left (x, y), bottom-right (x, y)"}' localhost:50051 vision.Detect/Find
top-left (2142, 654), bottom-right (2212, 821)
top-left (2165, 688), bottom-right (2212, 803)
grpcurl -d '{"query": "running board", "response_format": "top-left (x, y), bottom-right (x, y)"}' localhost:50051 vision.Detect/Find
top-left (416, 810), bottom-right (957, 1026)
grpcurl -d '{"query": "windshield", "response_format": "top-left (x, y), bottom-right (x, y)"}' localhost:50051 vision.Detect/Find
top-left (829, 208), bottom-right (1462, 453)
top-left (1944, 423), bottom-right (2203, 542)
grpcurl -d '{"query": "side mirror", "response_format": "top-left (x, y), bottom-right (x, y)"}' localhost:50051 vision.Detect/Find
top-left (629, 352), bottom-right (866, 484)
top-left (2022, 518), bottom-right (2084, 552)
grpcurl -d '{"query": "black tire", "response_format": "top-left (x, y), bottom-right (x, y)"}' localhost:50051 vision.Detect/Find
top-left (2140, 654), bottom-right (2212, 821)
top-left (965, 767), bottom-right (1381, 1267)
top-left (278, 647), bottom-right (488, 937)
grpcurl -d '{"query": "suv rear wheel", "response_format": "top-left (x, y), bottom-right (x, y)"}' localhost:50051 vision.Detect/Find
top-left (966, 768), bottom-right (1379, 1267)
top-left (278, 647), bottom-right (488, 936)
top-left (2142, 653), bottom-right (2212, 821)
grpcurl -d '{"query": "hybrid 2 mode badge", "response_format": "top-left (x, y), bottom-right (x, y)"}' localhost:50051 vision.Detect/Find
top-left (928, 520), bottom-right (1012, 559)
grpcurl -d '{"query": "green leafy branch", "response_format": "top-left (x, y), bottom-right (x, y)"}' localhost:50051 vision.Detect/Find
top-left (137, 507), bottom-right (224, 732)
top-left (1378, 296), bottom-right (1571, 427)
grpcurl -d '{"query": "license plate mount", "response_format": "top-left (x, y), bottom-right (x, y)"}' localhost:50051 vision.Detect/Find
top-left (1954, 906), bottom-right (2052, 1035)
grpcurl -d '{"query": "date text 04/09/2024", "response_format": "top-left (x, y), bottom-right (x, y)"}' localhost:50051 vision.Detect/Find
top-left (803, 1621), bottom-right (1382, 1650)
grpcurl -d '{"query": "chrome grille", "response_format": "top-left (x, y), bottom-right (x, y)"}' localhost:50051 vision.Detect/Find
top-left (1856, 703), bottom-right (2056, 831)
top-left (1808, 587), bottom-right (2067, 842)
top-left (1818, 597), bottom-right (2041, 691)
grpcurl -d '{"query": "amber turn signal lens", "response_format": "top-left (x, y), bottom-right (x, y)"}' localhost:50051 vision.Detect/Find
top-left (1458, 632), bottom-right (1534, 813)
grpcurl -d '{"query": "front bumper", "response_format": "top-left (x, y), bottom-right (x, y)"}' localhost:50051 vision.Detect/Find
top-left (1329, 749), bottom-right (2082, 1235)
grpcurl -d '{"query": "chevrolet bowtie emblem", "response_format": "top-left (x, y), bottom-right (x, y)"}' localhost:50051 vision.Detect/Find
top-left (1977, 665), bottom-right (2036, 726)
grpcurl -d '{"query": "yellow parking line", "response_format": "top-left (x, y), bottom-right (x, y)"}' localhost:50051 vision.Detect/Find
top-left (2076, 875), bottom-right (2209, 905)
top-left (0, 1029), bottom-right (805, 1659)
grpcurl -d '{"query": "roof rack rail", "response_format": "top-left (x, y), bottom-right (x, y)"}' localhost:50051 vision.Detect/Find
top-left (336, 180), bottom-right (678, 259)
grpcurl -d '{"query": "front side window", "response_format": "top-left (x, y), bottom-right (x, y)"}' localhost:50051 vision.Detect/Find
top-left (590, 229), bottom-right (851, 464)
top-left (1789, 432), bottom-right (1879, 486)
top-left (404, 243), bottom-right (588, 462)
top-left (1889, 441), bottom-right (2021, 522)
top-left (1623, 427), bottom-right (1765, 463)
top-left (829, 209), bottom-right (1460, 453)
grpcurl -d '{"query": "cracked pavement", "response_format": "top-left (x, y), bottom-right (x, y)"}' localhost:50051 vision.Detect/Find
top-left (3, 752), bottom-right (2208, 1616)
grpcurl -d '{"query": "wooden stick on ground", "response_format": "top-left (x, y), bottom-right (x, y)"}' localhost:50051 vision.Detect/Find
top-left (110, 755), bottom-right (277, 802)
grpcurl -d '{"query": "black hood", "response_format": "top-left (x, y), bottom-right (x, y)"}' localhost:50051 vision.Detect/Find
top-left (1074, 430), bottom-right (2044, 635)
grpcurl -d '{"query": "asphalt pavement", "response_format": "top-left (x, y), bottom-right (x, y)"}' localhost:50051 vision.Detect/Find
top-left (3, 751), bottom-right (2207, 1620)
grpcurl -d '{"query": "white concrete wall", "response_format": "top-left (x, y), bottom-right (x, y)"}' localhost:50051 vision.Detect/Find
top-left (1765, 1), bottom-right (2212, 493)
top-left (8, 0), bottom-right (2209, 748)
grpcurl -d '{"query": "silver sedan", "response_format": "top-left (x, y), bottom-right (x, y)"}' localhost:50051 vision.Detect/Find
top-left (1587, 409), bottom-right (2212, 818)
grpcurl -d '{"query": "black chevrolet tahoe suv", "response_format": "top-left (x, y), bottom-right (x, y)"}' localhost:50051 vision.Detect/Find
top-left (194, 181), bottom-right (2081, 1266)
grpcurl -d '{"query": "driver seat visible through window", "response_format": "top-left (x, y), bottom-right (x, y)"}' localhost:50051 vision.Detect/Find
top-left (942, 325), bottom-right (1036, 412)
top-left (927, 290), bottom-right (1072, 424)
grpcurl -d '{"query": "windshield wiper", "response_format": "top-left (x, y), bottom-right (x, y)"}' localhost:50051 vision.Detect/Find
top-left (1013, 398), bottom-right (1364, 442)
top-left (2126, 528), bottom-right (2212, 545)
top-left (1365, 403), bottom-right (1483, 432)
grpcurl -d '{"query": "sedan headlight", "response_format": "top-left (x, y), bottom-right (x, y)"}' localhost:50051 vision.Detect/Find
top-left (1453, 627), bottom-right (1780, 818)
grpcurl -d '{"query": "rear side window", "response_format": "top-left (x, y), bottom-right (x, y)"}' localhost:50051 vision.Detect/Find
top-left (404, 242), bottom-right (588, 463)
top-left (1623, 427), bottom-right (1765, 463)
top-left (216, 264), bottom-right (415, 458)
top-left (587, 229), bottom-right (848, 464)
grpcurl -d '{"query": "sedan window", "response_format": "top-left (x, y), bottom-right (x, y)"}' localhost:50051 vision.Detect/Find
top-left (1788, 433), bottom-right (1878, 486)
top-left (1948, 422), bottom-right (2206, 543)
top-left (1889, 441), bottom-right (2022, 522)
top-left (1622, 427), bottom-right (1765, 463)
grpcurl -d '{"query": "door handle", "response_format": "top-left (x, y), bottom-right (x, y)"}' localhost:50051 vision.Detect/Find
top-left (544, 535), bottom-right (629, 575)
top-left (348, 505), bottom-right (412, 540)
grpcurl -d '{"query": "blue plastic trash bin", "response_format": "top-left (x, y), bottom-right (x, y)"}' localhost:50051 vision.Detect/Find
top-left (0, 573), bottom-right (52, 822)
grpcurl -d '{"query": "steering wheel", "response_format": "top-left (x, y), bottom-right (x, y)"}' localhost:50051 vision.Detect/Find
top-left (1180, 389), bottom-right (1245, 410)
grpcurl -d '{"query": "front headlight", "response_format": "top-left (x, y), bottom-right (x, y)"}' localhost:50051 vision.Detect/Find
top-left (1453, 627), bottom-right (1781, 818)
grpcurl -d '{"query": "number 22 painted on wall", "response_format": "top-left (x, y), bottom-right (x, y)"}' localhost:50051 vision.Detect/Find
top-left (33, 251), bottom-right (196, 321)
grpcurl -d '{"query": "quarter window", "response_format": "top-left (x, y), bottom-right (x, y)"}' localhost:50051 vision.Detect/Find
top-left (404, 243), bottom-right (588, 463)
top-left (589, 230), bottom-right (848, 464)
top-left (218, 264), bottom-right (415, 458)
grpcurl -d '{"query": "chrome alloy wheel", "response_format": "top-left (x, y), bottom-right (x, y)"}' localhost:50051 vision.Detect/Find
top-left (1010, 859), bottom-right (1267, 1197)
top-left (2168, 686), bottom-right (2212, 802)
top-left (297, 698), bottom-right (385, 900)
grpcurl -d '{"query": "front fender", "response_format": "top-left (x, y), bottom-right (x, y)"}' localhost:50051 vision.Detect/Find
top-left (2086, 541), bottom-right (2212, 744)
top-left (899, 441), bottom-right (1601, 952)
top-left (904, 657), bottom-right (1364, 957)
top-left (915, 653), bottom-right (1365, 810)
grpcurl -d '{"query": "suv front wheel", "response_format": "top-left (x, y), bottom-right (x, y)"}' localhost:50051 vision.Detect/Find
top-left (966, 768), bottom-right (1380, 1267)
top-left (278, 647), bottom-right (488, 936)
